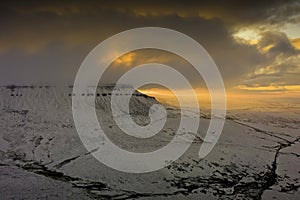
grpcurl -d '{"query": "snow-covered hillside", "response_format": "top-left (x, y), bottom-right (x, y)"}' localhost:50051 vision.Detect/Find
top-left (0, 85), bottom-right (299, 199)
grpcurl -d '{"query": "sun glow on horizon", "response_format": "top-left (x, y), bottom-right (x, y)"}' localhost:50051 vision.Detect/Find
top-left (139, 87), bottom-right (300, 111)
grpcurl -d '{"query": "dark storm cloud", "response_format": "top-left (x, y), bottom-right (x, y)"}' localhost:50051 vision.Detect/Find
top-left (259, 31), bottom-right (299, 56)
top-left (1, 0), bottom-right (299, 52)
top-left (240, 31), bottom-right (300, 89)
top-left (0, 0), bottom-right (299, 91)
top-left (3, 0), bottom-right (298, 24)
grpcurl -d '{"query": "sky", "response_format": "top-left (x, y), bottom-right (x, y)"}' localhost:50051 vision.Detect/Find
top-left (1, 0), bottom-right (300, 107)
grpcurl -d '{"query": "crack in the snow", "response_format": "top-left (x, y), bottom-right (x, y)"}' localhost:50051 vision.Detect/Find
top-left (11, 160), bottom-right (191, 200)
top-left (256, 138), bottom-right (300, 197)
top-left (279, 152), bottom-right (300, 157)
top-left (232, 120), bottom-right (291, 143)
top-left (230, 119), bottom-right (300, 199)
top-left (51, 147), bottom-right (99, 169)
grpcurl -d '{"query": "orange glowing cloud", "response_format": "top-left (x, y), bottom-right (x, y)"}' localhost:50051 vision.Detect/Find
top-left (115, 52), bottom-right (137, 67)
top-left (236, 84), bottom-right (300, 92)
top-left (291, 38), bottom-right (300, 49)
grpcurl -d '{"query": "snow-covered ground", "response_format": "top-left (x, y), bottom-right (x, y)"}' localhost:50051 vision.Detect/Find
top-left (0, 86), bottom-right (299, 199)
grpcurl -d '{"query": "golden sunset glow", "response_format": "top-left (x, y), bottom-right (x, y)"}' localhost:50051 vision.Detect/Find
top-left (260, 44), bottom-right (275, 53)
top-left (139, 88), bottom-right (210, 108)
top-left (139, 86), bottom-right (300, 111)
top-left (291, 38), bottom-right (300, 49)
top-left (236, 85), bottom-right (300, 92)
top-left (115, 52), bottom-right (137, 67)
